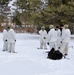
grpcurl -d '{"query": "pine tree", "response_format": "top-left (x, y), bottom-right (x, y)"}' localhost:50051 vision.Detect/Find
top-left (0, 0), bottom-right (11, 25)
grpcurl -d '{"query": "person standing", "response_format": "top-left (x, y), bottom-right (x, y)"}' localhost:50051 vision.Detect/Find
top-left (47, 25), bottom-right (58, 50)
top-left (3, 27), bottom-right (8, 51)
top-left (7, 26), bottom-right (16, 53)
top-left (60, 25), bottom-right (71, 56)
top-left (39, 26), bottom-right (47, 49)
top-left (57, 24), bottom-right (65, 49)
top-left (55, 26), bottom-right (61, 49)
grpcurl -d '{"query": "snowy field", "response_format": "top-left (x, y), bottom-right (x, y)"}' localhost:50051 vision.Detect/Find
top-left (0, 33), bottom-right (74, 75)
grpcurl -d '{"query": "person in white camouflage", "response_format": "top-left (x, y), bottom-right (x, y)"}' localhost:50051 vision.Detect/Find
top-left (7, 26), bottom-right (16, 53)
top-left (39, 26), bottom-right (47, 49)
top-left (3, 27), bottom-right (9, 51)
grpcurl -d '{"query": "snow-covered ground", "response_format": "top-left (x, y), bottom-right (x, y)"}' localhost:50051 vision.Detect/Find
top-left (0, 33), bottom-right (74, 75)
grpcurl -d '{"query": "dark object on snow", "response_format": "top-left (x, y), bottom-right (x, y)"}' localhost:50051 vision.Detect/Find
top-left (47, 42), bottom-right (49, 45)
top-left (44, 37), bottom-right (46, 39)
top-left (15, 40), bottom-right (16, 42)
top-left (5, 39), bottom-right (7, 41)
top-left (61, 41), bottom-right (62, 43)
top-left (47, 48), bottom-right (63, 60)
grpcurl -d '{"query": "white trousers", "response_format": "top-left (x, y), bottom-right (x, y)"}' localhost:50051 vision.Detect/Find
top-left (40, 39), bottom-right (47, 49)
top-left (8, 43), bottom-right (15, 52)
top-left (56, 39), bottom-right (61, 49)
top-left (49, 42), bottom-right (57, 50)
top-left (60, 42), bottom-right (69, 55)
top-left (3, 41), bottom-right (8, 51)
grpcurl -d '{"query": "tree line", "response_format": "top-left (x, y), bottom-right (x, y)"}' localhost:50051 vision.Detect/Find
top-left (0, 0), bottom-right (74, 33)
top-left (12, 0), bottom-right (74, 29)
top-left (0, 0), bottom-right (11, 24)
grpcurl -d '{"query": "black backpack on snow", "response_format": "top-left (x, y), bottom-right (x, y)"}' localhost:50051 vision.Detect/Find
top-left (47, 48), bottom-right (63, 60)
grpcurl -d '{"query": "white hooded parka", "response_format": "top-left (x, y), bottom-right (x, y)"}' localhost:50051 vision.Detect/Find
top-left (7, 28), bottom-right (16, 52)
top-left (60, 28), bottom-right (71, 55)
top-left (7, 28), bottom-right (16, 43)
top-left (3, 29), bottom-right (8, 51)
top-left (47, 28), bottom-right (58, 50)
top-left (39, 30), bottom-right (47, 49)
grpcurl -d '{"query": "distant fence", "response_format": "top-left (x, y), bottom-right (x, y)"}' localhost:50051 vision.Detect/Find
top-left (0, 25), bottom-right (37, 33)
top-left (14, 27), bottom-right (37, 33)
top-left (0, 24), bottom-right (74, 34)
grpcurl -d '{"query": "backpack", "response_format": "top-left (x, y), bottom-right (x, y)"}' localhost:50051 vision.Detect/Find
top-left (47, 48), bottom-right (63, 60)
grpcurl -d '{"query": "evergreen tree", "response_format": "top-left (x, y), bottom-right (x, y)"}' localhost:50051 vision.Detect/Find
top-left (12, 0), bottom-right (74, 32)
top-left (0, 0), bottom-right (11, 25)
top-left (12, 0), bottom-right (44, 25)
